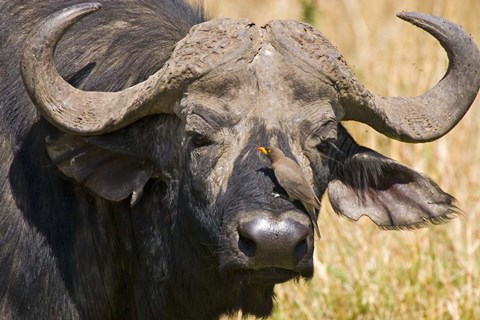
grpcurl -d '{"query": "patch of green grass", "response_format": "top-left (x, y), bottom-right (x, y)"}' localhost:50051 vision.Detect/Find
top-left (300, 0), bottom-right (319, 25)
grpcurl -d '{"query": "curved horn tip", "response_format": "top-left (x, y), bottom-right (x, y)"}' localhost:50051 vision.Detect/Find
top-left (22, 2), bottom-right (102, 53)
top-left (395, 11), bottom-right (463, 37)
top-left (52, 3), bottom-right (103, 22)
top-left (55, 2), bottom-right (103, 23)
top-left (65, 2), bottom-right (102, 13)
top-left (45, 3), bottom-right (103, 30)
top-left (396, 11), bottom-right (435, 22)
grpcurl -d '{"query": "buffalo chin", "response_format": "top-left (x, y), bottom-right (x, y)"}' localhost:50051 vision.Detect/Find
top-left (236, 267), bottom-right (312, 317)
top-left (239, 283), bottom-right (276, 317)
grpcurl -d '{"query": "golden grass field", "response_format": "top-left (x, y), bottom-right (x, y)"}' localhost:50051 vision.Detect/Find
top-left (203, 1), bottom-right (480, 319)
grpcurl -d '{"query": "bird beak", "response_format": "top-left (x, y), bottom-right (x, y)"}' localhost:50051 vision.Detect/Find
top-left (257, 146), bottom-right (268, 155)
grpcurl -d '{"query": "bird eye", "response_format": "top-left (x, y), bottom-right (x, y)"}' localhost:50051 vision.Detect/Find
top-left (316, 141), bottom-right (332, 154)
top-left (189, 132), bottom-right (213, 148)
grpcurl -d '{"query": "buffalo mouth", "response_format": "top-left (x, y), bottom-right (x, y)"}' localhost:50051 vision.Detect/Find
top-left (235, 266), bottom-right (312, 285)
top-left (218, 237), bottom-right (315, 286)
top-left (220, 253), bottom-right (315, 286)
top-left (232, 266), bottom-right (313, 318)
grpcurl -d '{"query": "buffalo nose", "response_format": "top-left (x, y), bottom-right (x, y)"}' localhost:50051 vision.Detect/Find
top-left (237, 217), bottom-right (312, 269)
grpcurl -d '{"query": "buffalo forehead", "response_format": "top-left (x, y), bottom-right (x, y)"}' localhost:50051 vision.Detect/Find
top-left (176, 18), bottom-right (339, 93)
top-left (245, 41), bottom-right (338, 128)
top-left (177, 18), bottom-right (341, 152)
top-left (183, 39), bottom-right (337, 127)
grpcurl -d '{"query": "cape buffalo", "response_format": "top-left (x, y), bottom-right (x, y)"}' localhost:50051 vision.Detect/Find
top-left (1, 0), bottom-right (479, 319)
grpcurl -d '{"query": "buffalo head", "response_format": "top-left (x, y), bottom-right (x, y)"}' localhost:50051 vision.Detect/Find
top-left (19, 3), bottom-right (480, 317)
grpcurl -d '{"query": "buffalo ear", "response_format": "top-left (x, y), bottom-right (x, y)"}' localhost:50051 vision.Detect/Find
top-left (327, 129), bottom-right (459, 229)
top-left (46, 134), bottom-right (155, 206)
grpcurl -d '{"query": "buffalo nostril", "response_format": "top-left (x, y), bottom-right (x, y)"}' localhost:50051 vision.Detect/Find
top-left (294, 237), bottom-right (309, 260)
top-left (238, 233), bottom-right (256, 257)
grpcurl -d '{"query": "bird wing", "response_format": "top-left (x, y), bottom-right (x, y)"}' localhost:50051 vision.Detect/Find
top-left (274, 158), bottom-right (320, 209)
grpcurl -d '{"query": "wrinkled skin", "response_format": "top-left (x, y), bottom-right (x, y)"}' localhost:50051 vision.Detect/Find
top-left (1, 1), bottom-right (478, 320)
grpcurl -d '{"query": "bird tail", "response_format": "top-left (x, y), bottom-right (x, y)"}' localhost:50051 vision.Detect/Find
top-left (305, 203), bottom-right (321, 238)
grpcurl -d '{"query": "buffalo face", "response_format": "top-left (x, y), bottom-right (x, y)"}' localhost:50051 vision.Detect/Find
top-left (21, 3), bottom-right (480, 318)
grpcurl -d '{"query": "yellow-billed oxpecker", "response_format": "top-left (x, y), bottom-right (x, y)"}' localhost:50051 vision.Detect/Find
top-left (258, 146), bottom-right (321, 238)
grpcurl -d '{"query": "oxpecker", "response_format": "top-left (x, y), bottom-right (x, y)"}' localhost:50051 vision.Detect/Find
top-left (258, 146), bottom-right (321, 238)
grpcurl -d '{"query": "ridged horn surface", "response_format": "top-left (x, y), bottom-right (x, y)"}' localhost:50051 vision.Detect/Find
top-left (21, 3), bottom-right (259, 135)
top-left (343, 12), bottom-right (480, 142)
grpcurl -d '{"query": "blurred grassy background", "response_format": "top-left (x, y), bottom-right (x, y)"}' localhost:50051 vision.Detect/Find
top-left (204, 0), bottom-right (480, 319)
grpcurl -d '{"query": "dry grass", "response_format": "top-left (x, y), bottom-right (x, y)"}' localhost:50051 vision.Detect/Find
top-left (203, 0), bottom-right (480, 319)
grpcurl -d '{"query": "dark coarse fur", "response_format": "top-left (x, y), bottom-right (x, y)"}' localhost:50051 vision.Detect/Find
top-left (0, 1), bottom-right (207, 319)
top-left (0, 1), bottom-right (464, 319)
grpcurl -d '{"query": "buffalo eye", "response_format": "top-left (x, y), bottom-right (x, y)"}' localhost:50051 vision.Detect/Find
top-left (189, 132), bottom-right (213, 148)
top-left (316, 141), bottom-right (332, 155)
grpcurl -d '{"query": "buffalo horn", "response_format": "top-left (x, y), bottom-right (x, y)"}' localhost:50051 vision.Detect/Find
top-left (20, 3), bottom-right (182, 135)
top-left (21, 3), bottom-right (257, 135)
top-left (343, 12), bottom-right (480, 142)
